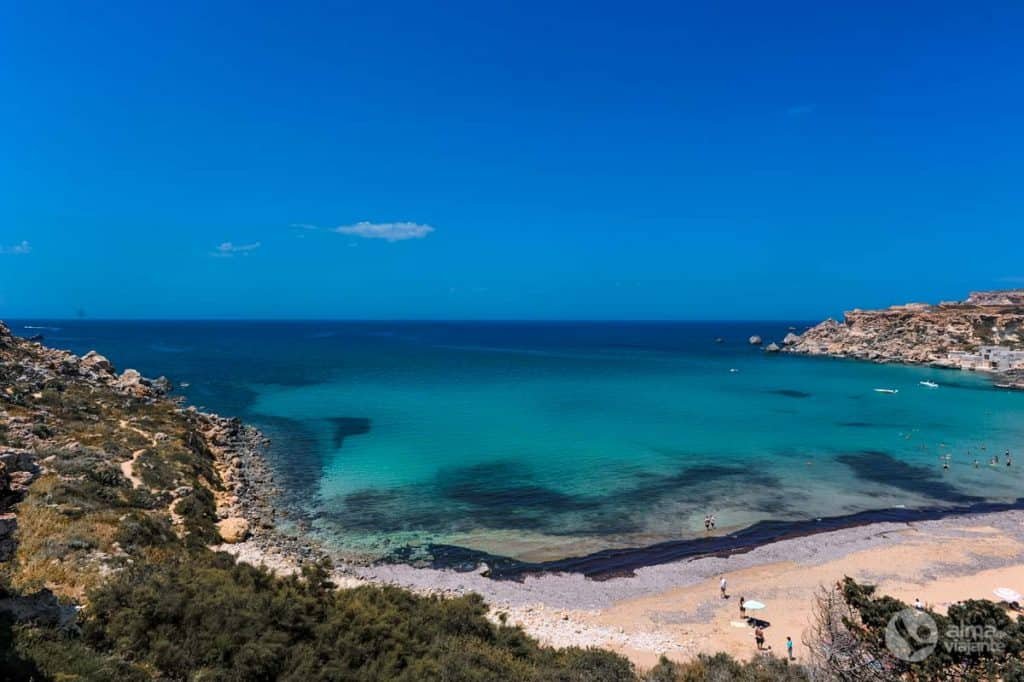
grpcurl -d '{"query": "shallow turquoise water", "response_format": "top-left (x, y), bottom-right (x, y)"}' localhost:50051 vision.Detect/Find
top-left (21, 321), bottom-right (1024, 561)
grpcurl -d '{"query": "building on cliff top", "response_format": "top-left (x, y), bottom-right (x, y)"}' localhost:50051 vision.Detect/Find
top-left (965, 290), bottom-right (1024, 306)
top-left (887, 303), bottom-right (931, 312)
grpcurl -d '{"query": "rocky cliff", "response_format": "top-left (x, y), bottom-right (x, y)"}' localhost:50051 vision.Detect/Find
top-left (0, 320), bottom-right (274, 603)
top-left (785, 291), bottom-right (1024, 377)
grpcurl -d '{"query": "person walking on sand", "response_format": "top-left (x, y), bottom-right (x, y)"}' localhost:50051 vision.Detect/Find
top-left (754, 626), bottom-right (765, 650)
top-left (739, 596), bottom-right (746, 619)
top-left (720, 577), bottom-right (727, 599)
top-left (786, 636), bottom-right (794, 660)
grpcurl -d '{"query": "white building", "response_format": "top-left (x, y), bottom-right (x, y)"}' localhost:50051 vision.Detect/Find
top-left (948, 346), bottom-right (1024, 371)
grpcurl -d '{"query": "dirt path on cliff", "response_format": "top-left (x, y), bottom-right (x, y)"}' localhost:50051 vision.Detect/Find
top-left (117, 419), bottom-right (158, 489)
top-left (119, 449), bottom-right (146, 488)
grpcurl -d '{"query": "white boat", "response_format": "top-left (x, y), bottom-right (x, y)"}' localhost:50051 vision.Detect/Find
top-left (919, 381), bottom-right (939, 388)
top-left (873, 388), bottom-right (899, 394)
top-left (729, 368), bottom-right (739, 373)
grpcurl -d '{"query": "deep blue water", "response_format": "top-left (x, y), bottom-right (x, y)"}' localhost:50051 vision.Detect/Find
top-left (12, 320), bottom-right (1024, 563)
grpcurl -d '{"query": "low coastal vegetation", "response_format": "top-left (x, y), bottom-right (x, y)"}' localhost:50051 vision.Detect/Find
top-left (6, 552), bottom-right (639, 680)
top-left (2, 322), bottom-right (1021, 681)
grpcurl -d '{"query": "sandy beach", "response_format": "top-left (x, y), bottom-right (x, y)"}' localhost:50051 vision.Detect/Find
top-left (219, 509), bottom-right (1024, 670)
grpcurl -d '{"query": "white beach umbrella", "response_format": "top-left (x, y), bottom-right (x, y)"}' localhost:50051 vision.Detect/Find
top-left (994, 588), bottom-right (1022, 603)
top-left (744, 600), bottom-right (766, 611)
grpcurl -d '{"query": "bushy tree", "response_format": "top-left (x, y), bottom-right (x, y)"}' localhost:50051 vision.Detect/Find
top-left (805, 577), bottom-right (1024, 681)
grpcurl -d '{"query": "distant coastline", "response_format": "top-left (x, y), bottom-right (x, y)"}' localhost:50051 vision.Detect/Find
top-left (783, 289), bottom-right (1024, 390)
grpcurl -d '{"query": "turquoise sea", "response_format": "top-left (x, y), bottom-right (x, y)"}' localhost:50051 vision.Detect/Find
top-left (15, 321), bottom-right (1024, 565)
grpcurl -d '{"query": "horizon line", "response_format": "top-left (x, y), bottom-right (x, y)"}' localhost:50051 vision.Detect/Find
top-left (3, 317), bottom-right (819, 324)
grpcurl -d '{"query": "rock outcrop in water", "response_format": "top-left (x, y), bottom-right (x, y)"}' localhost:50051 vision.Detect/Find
top-left (787, 290), bottom-right (1024, 388)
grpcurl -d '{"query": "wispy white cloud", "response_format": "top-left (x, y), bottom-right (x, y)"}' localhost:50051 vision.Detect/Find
top-left (212, 241), bottom-right (261, 257)
top-left (0, 240), bottom-right (31, 255)
top-left (332, 221), bottom-right (435, 242)
top-left (299, 220), bottom-right (438, 241)
top-left (292, 221), bottom-right (435, 243)
top-left (787, 104), bottom-right (815, 117)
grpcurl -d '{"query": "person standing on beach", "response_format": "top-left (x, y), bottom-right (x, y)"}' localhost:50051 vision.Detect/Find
top-left (720, 577), bottom-right (727, 598)
top-left (754, 626), bottom-right (765, 650)
top-left (739, 596), bottom-right (746, 618)
top-left (786, 636), bottom-right (794, 660)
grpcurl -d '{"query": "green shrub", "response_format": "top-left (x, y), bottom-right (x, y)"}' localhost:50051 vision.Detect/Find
top-left (4, 619), bottom-right (149, 682)
top-left (174, 486), bottom-right (220, 545)
top-left (72, 552), bottom-right (638, 682)
top-left (135, 448), bottom-right (180, 490)
top-left (48, 447), bottom-right (122, 481)
top-left (645, 653), bottom-right (808, 681)
top-left (30, 423), bottom-right (53, 439)
top-left (0, 615), bottom-right (45, 682)
top-left (115, 511), bottom-right (176, 552)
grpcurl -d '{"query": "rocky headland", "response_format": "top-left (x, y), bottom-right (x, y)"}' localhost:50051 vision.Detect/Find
top-left (785, 290), bottom-right (1024, 388)
top-left (0, 320), bottom-right (300, 603)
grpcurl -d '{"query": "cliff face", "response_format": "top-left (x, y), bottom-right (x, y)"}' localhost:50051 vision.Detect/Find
top-left (786, 291), bottom-right (1024, 370)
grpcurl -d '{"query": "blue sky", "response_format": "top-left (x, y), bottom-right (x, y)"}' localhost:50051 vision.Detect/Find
top-left (2, 1), bottom-right (1022, 320)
